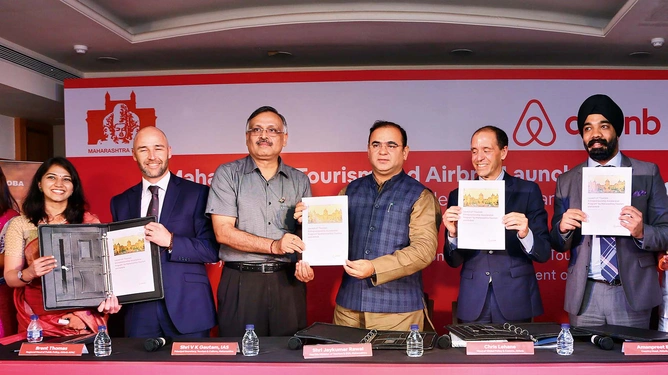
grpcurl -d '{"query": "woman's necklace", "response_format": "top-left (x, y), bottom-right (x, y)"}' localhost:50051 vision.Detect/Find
top-left (39, 213), bottom-right (68, 225)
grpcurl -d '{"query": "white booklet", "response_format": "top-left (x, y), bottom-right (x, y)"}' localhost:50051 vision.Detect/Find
top-left (457, 180), bottom-right (506, 250)
top-left (301, 196), bottom-right (349, 266)
top-left (106, 226), bottom-right (157, 296)
top-left (581, 166), bottom-right (632, 236)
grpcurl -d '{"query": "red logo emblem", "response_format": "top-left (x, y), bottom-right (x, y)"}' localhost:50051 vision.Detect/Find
top-left (86, 92), bottom-right (156, 145)
top-left (513, 99), bottom-right (556, 147)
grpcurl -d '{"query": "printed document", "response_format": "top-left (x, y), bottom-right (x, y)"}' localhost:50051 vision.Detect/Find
top-left (581, 167), bottom-right (632, 236)
top-left (301, 196), bottom-right (349, 266)
top-left (457, 180), bottom-right (506, 250)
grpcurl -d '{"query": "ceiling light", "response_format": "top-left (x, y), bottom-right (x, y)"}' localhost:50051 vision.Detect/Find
top-left (97, 56), bottom-right (120, 63)
top-left (73, 44), bottom-right (88, 54)
top-left (267, 51), bottom-right (293, 59)
top-left (450, 48), bottom-right (473, 57)
top-left (651, 37), bottom-right (664, 48)
top-left (628, 51), bottom-right (651, 58)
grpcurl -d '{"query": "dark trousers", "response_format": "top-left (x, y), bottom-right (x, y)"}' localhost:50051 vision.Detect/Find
top-left (217, 266), bottom-right (306, 337)
top-left (125, 299), bottom-right (210, 339)
top-left (460, 283), bottom-right (532, 324)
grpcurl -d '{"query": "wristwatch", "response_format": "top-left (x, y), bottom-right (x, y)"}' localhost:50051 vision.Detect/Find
top-left (17, 270), bottom-right (32, 284)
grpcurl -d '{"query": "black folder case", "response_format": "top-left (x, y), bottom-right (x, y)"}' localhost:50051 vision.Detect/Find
top-left (291, 322), bottom-right (438, 350)
top-left (39, 217), bottom-right (163, 310)
top-left (447, 322), bottom-right (576, 343)
top-left (574, 324), bottom-right (668, 342)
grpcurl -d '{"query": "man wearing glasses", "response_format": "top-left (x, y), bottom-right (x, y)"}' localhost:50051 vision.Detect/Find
top-left (207, 106), bottom-right (312, 337)
top-left (295, 121), bottom-right (440, 331)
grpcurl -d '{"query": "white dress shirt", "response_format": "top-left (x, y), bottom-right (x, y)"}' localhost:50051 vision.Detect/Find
top-left (141, 173), bottom-right (171, 222)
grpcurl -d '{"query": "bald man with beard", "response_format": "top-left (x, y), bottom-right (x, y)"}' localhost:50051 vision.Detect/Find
top-left (111, 127), bottom-right (218, 338)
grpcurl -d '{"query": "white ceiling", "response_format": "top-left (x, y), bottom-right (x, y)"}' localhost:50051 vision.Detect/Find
top-left (0, 0), bottom-right (667, 124)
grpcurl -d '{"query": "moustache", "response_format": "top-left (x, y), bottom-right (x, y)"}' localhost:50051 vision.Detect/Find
top-left (587, 138), bottom-right (609, 148)
top-left (256, 138), bottom-right (273, 146)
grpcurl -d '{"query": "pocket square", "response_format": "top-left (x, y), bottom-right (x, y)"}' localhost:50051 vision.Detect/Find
top-left (632, 190), bottom-right (647, 197)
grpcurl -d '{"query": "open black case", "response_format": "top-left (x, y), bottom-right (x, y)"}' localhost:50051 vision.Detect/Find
top-left (288, 322), bottom-right (438, 350)
top-left (39, 217), bottom-right (163, 310)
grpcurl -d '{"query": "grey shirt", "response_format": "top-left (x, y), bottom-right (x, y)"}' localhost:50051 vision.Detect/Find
top-left (206, 155), bottom-right (312, 262)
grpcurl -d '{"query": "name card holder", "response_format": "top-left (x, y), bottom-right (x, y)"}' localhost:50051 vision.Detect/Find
top-left (171, 342), bottom-right (238, 355)
top-left (623, 342), bottom-right (668, 355)
top-left (466, 341), bottom-right (534, 355)
top-left (19, 343), bottom-right (86, 356)
top-left (303, 343), bottom-right (373, 359)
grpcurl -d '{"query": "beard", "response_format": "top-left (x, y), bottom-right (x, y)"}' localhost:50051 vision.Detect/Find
top-left (139, 160), bottom-right (168, 179)
top-left (585, 137), bottom-right (618, 162)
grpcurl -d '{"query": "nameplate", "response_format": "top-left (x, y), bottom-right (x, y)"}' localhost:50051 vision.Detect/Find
top-left (171, 342), bottom-right (238, 355)
top-left (466, 341), bottom-right (534, 355)
top-left (303, 343), bottom-right (372, 359)
top-left (19, 343), bottom-right (85, 356)
top-left (623, 342), bottom-right (668, 355)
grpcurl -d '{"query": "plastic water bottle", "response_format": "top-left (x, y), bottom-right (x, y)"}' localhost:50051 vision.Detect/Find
top-left (406, 324), bottom-right (423, 357)
top-left (94, 325), bottom-right (112, 357)
top-left (556, 323), bottom-right (574, 355)
top-left (26, 315), bottom-right (43, 343)
top-left (242, 324), bottom-right (259, 356)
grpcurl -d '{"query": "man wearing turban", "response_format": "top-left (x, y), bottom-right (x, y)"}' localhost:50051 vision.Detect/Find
top-left (550, 94), bottom-right (668, 328)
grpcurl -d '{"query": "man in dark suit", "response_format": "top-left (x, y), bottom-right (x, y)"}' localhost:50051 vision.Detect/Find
top-left (550, 94), bottom-right (668, 328)
top-left (443, 126), bottom-right (551, 323)
top-left (111, 126), bottom-right (219, 338)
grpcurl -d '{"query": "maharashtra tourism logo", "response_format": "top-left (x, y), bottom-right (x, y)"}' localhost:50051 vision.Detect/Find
top-left (87, 92), bottom-right (156, 154)
top-left (513, 99), bottom-right (557, 147)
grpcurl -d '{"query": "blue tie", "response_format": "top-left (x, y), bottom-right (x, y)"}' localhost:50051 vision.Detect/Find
top-left (595, 164), bottom-right (618, 283)
top-left (600, 235), bottom-right (618, 282)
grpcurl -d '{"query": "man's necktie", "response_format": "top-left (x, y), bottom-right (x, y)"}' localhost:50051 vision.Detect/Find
top-left (595, 164), bottom-right (618, 283)
top-left (146, 185), bottom-right (160, 219)
top-left (600, 235), bottom-right (618, 282)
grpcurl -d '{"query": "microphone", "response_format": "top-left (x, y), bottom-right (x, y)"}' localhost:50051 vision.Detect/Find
top-left (436, 334), bottom-right (452, 349)
top-left (287, 336), bottom-right (303, 350)
top-left (590, 335), bottom-right (614, 350)
top-left (144, 337), bottom-right (173, 352)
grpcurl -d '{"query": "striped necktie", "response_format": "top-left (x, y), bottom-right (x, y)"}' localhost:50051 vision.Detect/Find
top-left (600, 236), bottom-right (618, 282)
top-left (596, 164), bottom-right (618, 282)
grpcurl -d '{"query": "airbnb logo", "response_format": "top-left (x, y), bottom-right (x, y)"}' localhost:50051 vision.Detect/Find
top-left (513, 99), bottom-right (557, 147)
top-left (565, 108), bottom-right (661, 135)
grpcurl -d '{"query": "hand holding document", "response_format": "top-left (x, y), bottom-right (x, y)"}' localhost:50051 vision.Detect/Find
top-left (39, 217), bottom-right (163, 310)
top-left (581, 167), bottom-right (632, 236)
top-left (457, 180), bottom-right (506, 250)
top-left (301, 196), bottom-right (349, 266)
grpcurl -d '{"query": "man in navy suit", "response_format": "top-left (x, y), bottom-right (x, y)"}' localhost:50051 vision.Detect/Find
top-left (551, 94), bottom-right (668, 328)
top-left (111, 126), bottom-right (219, 338)
top-left (443, 126), bottom-right (551, 323)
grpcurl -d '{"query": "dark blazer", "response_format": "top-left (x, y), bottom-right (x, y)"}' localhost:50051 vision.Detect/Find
top-left (550, 154), bottom-right (668, 315)
top-left (444, 174), bottom-right (551, 321)
top-left (110, 173), bottom-right (219, 335)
